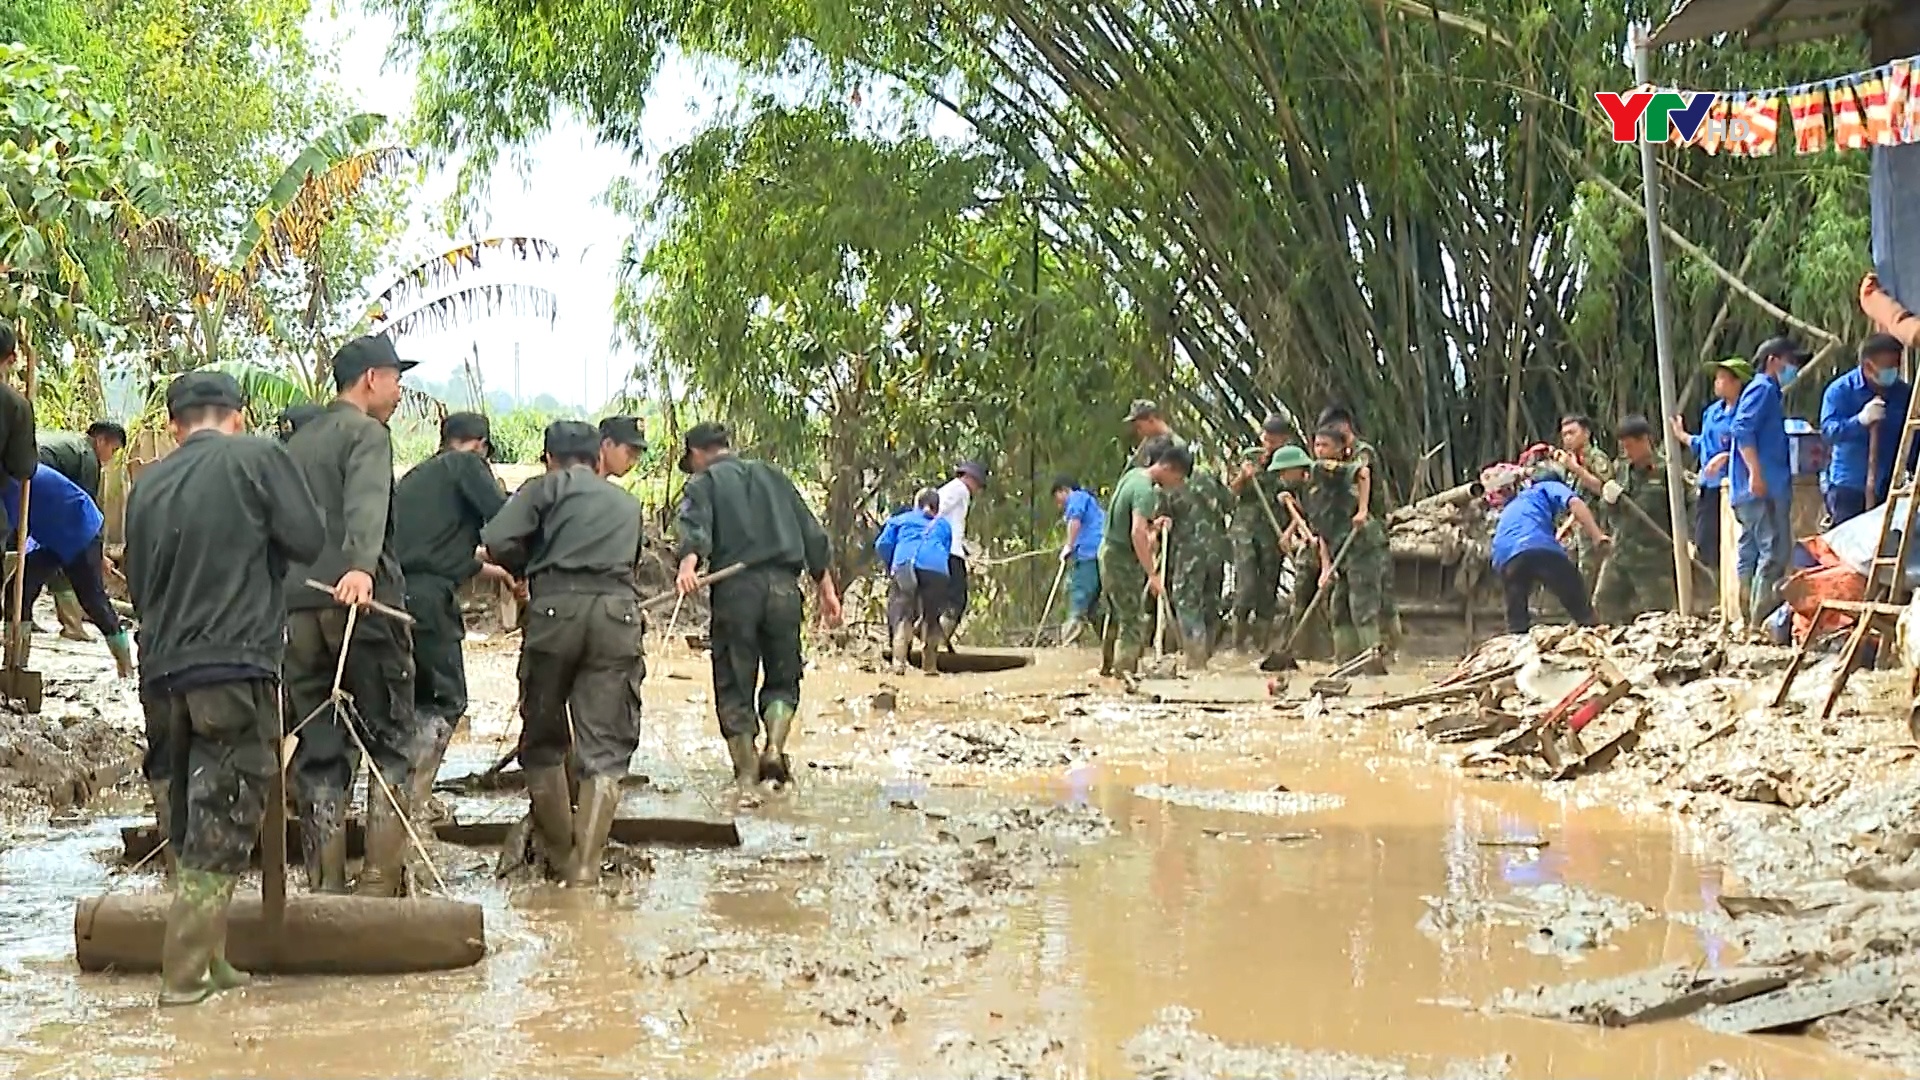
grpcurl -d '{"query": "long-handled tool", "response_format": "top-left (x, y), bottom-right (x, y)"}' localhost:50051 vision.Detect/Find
top-left (1869, 420), bottom-right (1884, 513)
top-left (1152, 534), bottom-right (1174, 663)
top-left (1264, 529), bottom-right (1358, 672)
top-left (1032, 556), bottom-right (1069, 648)
top-left (1, 335), bottom-right (41, 711)
top-left (1608, 495), bottom-right (1718, 585)
top-left (302, 580), bottom-right (416, 624)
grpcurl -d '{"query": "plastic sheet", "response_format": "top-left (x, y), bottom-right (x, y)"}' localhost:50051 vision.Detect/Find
top-left (1819, 497), bottom-right (1920, 580)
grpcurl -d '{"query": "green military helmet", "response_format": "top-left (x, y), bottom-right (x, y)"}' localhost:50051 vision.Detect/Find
top-left (1267, 445), bottom-right (1313, 472)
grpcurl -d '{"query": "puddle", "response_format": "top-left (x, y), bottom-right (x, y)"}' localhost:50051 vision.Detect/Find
top-left (0, 646), bottom-right (1895, 1078)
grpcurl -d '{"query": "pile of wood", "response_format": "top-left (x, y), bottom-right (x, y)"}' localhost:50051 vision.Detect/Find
top-left (1387, 480), bottom-right (1493, 566)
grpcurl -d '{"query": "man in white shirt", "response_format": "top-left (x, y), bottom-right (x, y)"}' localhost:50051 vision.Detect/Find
top-left (936, 460), bottom-right (987, 643)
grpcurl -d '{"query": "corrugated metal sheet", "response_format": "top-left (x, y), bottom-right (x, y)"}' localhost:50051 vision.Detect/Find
top-left (1651, 0), bottom-right (1878, 47)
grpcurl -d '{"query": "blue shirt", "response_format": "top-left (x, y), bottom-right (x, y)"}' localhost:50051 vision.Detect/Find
top-left (1689, 399), bottom-right (1735, 490)
top-left (1490, 481), bottom-right (1577, 571)
top-left (1730, 373), bottom-right (1792, 507)
top-left (874, 509), bottom-right (953, 575)
top-left (1062, 488), bottom-right (1105, 560)
top-left (1, 463), bottom-right (103, 564)
top-left (1820, 366), bottom-right (1913, 497)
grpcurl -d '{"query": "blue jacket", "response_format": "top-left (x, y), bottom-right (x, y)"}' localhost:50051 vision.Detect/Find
top-left (1820, 366), bottom-right (1914, 499)
top-left (875, 509), bottom-right (953, 575)
top-left (1690, 399), bottom-right (1734, 490)
top-left (1, 463), bottom-right (104, 564)
top-left (1491, 480), bottom-right (1577, 571)
top-left (1062, 488), bottom-right (1105, 560)
top-left (1730, 373), bottom-right (1791, 507)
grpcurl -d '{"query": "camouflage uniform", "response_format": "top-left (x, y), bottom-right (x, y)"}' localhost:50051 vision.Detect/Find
top-left (1228, 450), bottom-right (1283, 651)
top-left (1567, 444), bottom-right (1615, 587)
top-left (1099, 466), bottom-right (1160, 673)
top-left (1302, 461), bottom-right (1388, 664)
top-left (1347, 438), bottom-right (1402, 654)
top-left (1167, 454), bottom-right (1230, 665)
top-left (1592, 455), bottom-right (1682, 625)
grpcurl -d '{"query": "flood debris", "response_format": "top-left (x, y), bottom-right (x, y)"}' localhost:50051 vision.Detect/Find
top-left (904, 720), bottom-right (1087, 772)
top-left (1695, 958), bottom-right (1902, 1034)
top-left (1493, 963), bottom-right (1793, 1027)
top-left (933, 1029), bottom-right (1066, 1080)
top-left (0, 708), bottom-right (138, 816)
top-left (1419, 884), bottom-right (1650, 958)
top-left (1126, 1006), bottom-right (1511, 1080)
top-left (1134, 783), bottom-right (1345, 817)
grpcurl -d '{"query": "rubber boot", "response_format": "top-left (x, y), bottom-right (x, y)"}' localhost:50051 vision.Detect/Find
top-left (1735, 575), bottom-right (1754, 628)
top-left (205, 873), bottom-right (250, 991)
top-left (1229, 618), bottom-right (1249, 654)
top-left (1111, 642), bottom-right (1142, 677)
top-left (106, 629), bottom-right (135, 680)
top-left (524, 765), bottom-right (574, 880)
top-left (1061, 617), bottom-right (1084, 646)
top-left (921, 628), bottom-right (941, 675)
top-left (356, 777), bottom-right (410, 898)
top-left (52, 586), bottom-right (89, 641)
top-left (565, 775), bottom-right (620, 886)
top-left (158, 868), bottom-right (225, 1006)
top-left (146, 779), bottom-right (177, 878)
top-left (299, 789), bottom-right (349, 894)
top-left (1331, 624), bottom-right (1361, 665)
top-left (1183, 628), bottom-right (1212, 671)
top-left (726, 735), bottom-right (759, 790)
top-left (759, 701), bottom-right (796, 787)
top-left (407, 713), bottom-right (459, 830)
top-left (889, 621), bottom-right (913, 674)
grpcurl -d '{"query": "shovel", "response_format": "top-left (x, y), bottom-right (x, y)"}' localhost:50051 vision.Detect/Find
top-left (1263, 529), bottom-right (1358, 673)
top-left (1032, 555), bottom-right (1069, 648)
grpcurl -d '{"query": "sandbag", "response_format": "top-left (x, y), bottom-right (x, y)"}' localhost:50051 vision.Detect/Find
top-left (74, 893), bottom-right (485, 975)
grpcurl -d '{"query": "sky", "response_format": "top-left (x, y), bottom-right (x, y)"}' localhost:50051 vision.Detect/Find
top-left (307, 6), bottom-right (723, 409)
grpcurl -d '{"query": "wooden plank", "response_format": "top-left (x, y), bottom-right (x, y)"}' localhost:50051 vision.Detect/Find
top-left (1696, 959), bottom-right (1900, 1034)
top-left (1375, 662), bottom-right (1523, 709)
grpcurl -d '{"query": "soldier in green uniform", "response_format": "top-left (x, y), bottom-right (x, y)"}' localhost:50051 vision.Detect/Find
top-left (1318, 406), bottom-right (1403, 656)
top-left (480, 421), bottom-right (648, 884)
top-left (124, 372), bottom-right (324, 1005)
top-left (281, 334), bottom-right (421, 897)
top-left (1226, 415), bottom-right (1290, 653)
top-left (675, 423), bottom-right (843, 792)
top-left (1555, 414), bottom-right (1615, 589)
top-left (1099, 438), bottom-right (1189, 676)
top-left (1122, 399), bottom-right (1226, 666)
top-left (392, 411), bottom-right (510, 813)
top-left (1302, 427), bottom-right (1390, 673)
top-left (34, 422), bottom-right (124, 641)
top-left (1583, 415), bottom-right (1682, 625)
top-left (598, 415), bottom-right (646, 477)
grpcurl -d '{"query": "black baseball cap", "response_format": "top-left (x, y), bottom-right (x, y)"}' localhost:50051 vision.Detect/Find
top-left (955, 460), bottom-right (987, 485)
top-left (678, 421), bottom-right (731, 473)
top-left (599, 415), bottom-right (645, 449)
top-left (441, 411), bottom-right (491, 444)
top-left (1752, 336), bottom-right (1811, 368)
top-left (166, 372), bottom-right (244, 417)
top-left (543, 419), bottom-right (599, 459)
top-left (330, 334), bottom-right (418, 388)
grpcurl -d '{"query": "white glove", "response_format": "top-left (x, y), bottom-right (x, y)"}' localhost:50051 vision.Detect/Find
top-left (1601, 480), bottom-right (1623, 505)
top-left (1860, 398), bottom-right (1888, 426)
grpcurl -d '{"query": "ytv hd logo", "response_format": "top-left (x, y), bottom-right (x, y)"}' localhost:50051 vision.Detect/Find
top-left (1594, 89), bottom-right (1749, 144)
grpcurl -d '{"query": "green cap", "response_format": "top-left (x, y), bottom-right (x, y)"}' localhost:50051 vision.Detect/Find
top-left (1706, 356), bottom-right (1754, 382)
top-left (1268, 445), bottom-right (1313, 471)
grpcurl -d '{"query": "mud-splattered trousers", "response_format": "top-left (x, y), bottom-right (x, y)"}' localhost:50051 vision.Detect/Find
top-left (405, 572), bottom-right (469, 723)
top-left (1328, 522), bottom-right (1390, 662)
top-left (1098, 547), bottom-right (1151, 653)
top-left (517, 583), bottom-right (645, 780)
top-left (285, 607), bottom-right (419, 827)
top-left (708, 565), bottom-right (806, 741)
top-left (1228, 512), bottom-right (1281, 631)
top-left (143, 679), bottom-right (279, 875)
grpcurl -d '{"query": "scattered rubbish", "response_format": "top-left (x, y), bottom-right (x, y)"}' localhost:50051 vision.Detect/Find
top-left (1134, 784), bottom-right (1344, 817)
top-left (1495, 963), bottom-right (1792, 1027)
top-left (1477, 836), bottom-right (1548, 849)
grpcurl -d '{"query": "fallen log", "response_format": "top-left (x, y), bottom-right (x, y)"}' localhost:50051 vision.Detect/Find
top-left (121, 812), bottom-right (741, 864)
top-left (905, 647), bottom-right (1033, 674)
top-left (1695, 959), bottom-right (1901, 1034)
top-left (75, 893), bottom-right (485, 974)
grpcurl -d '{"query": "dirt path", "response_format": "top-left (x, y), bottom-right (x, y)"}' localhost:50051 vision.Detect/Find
top-left (0, 626), bottom-right (1901, 1078)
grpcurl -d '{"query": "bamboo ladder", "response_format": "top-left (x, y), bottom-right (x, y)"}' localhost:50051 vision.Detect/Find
top-left (1772, 381), bottom-right (1920, 726)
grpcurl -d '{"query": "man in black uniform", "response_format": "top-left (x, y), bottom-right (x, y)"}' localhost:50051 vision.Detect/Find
top-left (0, 326), bottom-right (38, 483)
top-left (36, 421), bottom-right (126, 639)
top-left (393, 411), bottom-right (510, 811)
top-left (598, 415), bottom-right (645, 478)
top-left (480, 420), bottom-right (646, 884)
top-left (282, 334), bottom-right (420, 896)
top-left (675, 422), bottom-right (842, 791)
top-left (124, 372), bottom-right (323, 1006)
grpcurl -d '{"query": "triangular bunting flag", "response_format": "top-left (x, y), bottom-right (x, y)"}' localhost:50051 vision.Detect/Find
top-left (1790, 85), bottom-right (1828, 155)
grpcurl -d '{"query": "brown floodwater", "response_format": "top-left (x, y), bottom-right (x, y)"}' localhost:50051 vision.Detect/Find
top-left (0, 644), bottom-right (1893, 1078)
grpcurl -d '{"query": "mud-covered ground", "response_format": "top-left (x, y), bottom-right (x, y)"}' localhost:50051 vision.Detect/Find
top-left (0, 606), bottom-right (1910, 1078)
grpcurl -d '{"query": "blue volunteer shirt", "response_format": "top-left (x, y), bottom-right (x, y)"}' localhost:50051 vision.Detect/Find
top-left (1690, 399), bottom-right (1734, 490)
top-left (1062, 487), bottom-right (1105, 560)
top-left (874, 509), bottom-right (953, 575)
top-left (1730, 373), bottom-right (1791, 507)
top-left (1, 463), bottom-right (103, 564)
top-left (1820, 366), bottom-right (1914, 497)
top-left (1490, 481), bottom-right (1578, 571)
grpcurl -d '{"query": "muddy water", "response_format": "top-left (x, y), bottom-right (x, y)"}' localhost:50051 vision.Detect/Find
top-left (0, 645), bottom-right (1893, 1078)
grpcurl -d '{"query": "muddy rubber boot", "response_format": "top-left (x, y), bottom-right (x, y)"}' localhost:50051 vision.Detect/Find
top-left (158, 868), bottom-right (224, 1006)
top-left (1111, 643), bottom-right (1142, 677)
top-left (356, 779), bottom-right (410, 898)
top-left (299, 790), bottom-right (349, 894)
top-left (524, 765), bottom-right (574, 880)
top-left (106, 629), bottom-right (135, 680)
top-left (1183, 629), bottom-right (1212, 671)
top-left (725, 735), bottom-right (759, 790)
top-left (1331, 625), bottom-right (1361, 665)
top-left (565, 775), bottom-right (621, 886)
top-left (759, 702), bottom-right (796, 787)
top-left (1735, 576), bottom-right (1753, 625)
top-left (1061, 617), bottom-right (1084, 646)
top-left (1228, 618), bottom-right (1248, 654)
top-left (53, 586), bottom-right (89, 641)
top-left (920, 631), bottom-right (941, 675)
top-left (205, 873), bottom-right (250, 991)
top-left (890, 621), bottom-right (913, 674)
top-left (146, 779), bottom-right (176, 878)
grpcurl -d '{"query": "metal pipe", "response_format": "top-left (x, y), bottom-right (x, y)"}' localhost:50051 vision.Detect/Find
top-left (1634, 26), bottom-right (1697, 614)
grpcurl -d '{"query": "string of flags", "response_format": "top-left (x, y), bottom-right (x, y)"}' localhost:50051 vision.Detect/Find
top-left (1626, 56), bottom-right (1920, 156)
